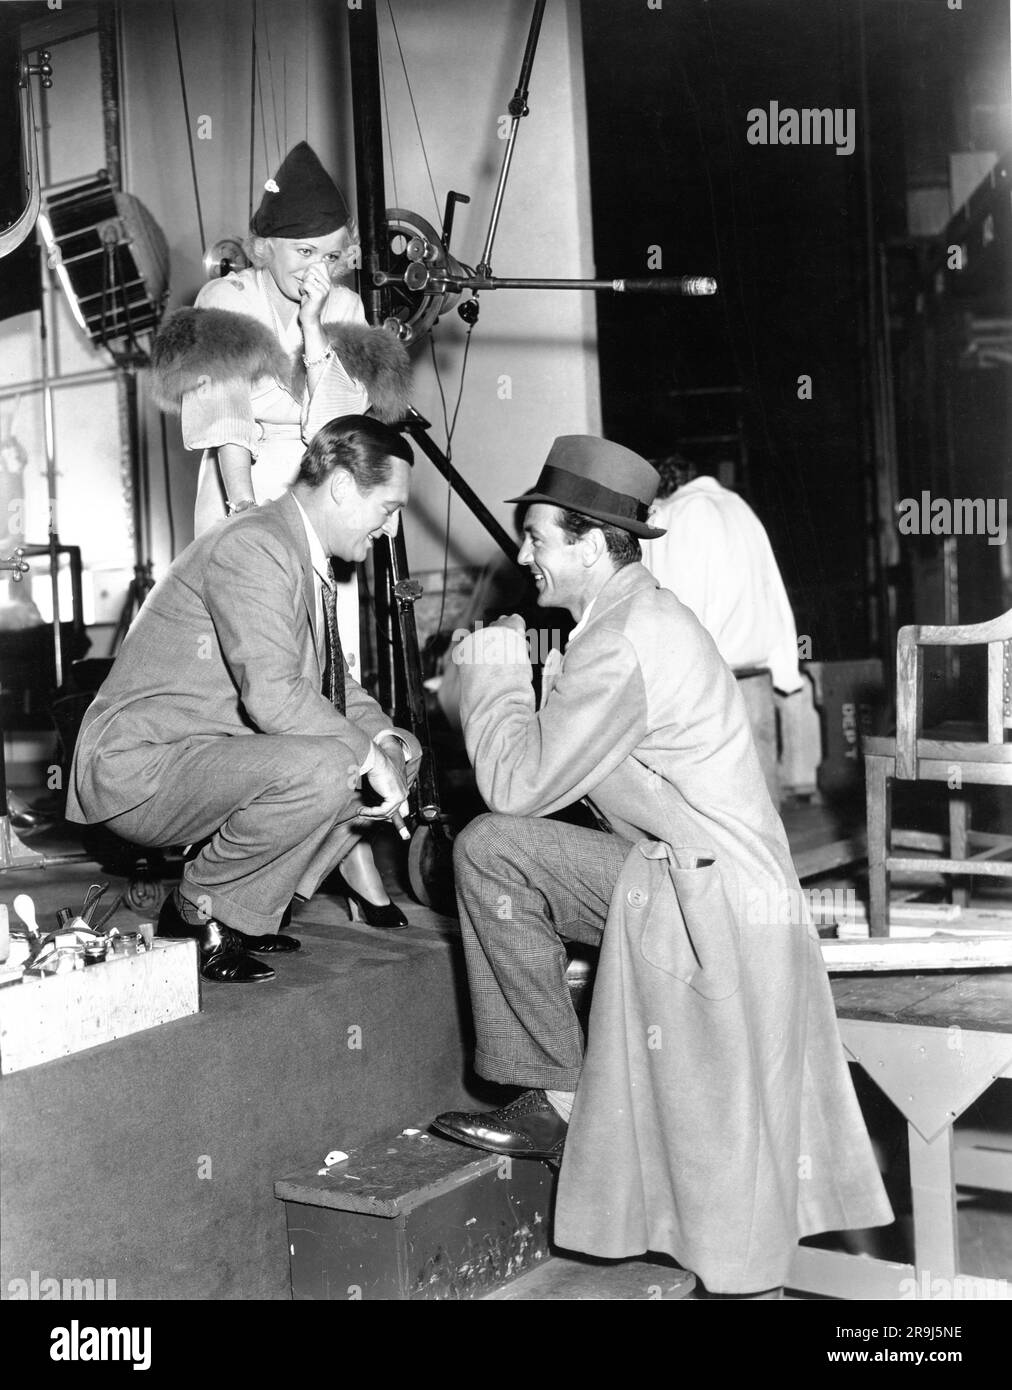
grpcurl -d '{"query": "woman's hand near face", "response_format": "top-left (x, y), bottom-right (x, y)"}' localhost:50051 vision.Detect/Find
top-left (297, 262), bottom-right (331, 330)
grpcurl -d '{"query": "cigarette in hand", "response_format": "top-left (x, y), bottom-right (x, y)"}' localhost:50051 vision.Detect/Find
top-left (391, 808), bottom-right (410, 841)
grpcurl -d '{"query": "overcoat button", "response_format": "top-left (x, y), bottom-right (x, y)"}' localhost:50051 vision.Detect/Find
top-left (626, 887), bottom-right (648, 907)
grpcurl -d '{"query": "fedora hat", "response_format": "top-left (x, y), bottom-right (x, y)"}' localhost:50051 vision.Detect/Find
top-left (506, 436), bottom-right (666, 539)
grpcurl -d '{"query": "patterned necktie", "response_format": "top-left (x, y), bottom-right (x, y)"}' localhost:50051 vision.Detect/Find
top-left (322, 560), bottom-right (346, 715)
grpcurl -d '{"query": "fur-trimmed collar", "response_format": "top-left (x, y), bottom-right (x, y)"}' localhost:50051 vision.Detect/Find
top-left (150, 307), bottom-right (412, 423)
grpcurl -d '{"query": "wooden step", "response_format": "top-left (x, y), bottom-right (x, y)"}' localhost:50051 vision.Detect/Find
top-left (275, 1126), bottom-right (556, 1300)
top-left (483, 1254), bottom-right (695, 1300)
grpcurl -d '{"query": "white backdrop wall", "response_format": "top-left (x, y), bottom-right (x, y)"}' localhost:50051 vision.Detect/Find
top-left (123, 0), bottom-right (601, 578)
top-left (1, 0), bottom-right (599, 622)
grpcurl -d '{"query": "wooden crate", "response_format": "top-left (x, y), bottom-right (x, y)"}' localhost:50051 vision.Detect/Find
top-left (0, 938), bottom-right (199, 1074)
top-left (275, 1128), bottom-right (555, 1300)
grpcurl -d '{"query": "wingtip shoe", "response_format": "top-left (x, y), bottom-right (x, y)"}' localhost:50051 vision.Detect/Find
top-left (431, 1089), bottom-right (567, 1163)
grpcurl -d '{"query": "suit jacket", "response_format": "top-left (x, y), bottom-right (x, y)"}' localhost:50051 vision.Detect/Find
top-left (453, 562), bottom-right (891, 1291)
top-left (67, 491), bottom-right (394, 824)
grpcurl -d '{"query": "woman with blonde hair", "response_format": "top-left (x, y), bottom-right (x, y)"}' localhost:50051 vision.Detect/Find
top-left (153, 142), bottom-right (412, 928)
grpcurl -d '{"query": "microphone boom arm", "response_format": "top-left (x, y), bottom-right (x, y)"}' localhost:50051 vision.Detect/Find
top-left (374, 270), bottom-right (717, 297)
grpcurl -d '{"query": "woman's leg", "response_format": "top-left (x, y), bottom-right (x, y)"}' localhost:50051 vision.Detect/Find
top-left (339, 836), bottom-right (390, 905)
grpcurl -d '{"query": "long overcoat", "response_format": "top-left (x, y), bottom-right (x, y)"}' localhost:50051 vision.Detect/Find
top-left (457, 562), bottom-right (892, 1292)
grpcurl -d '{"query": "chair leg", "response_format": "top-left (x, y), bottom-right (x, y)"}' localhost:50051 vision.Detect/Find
top-left (866, 756), bottom-right (891, 937)
top-left (949, 795), bottom-right (971, 910)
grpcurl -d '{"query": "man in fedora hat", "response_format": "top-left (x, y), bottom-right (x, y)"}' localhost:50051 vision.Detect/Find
top-left (433, 435), bottom-right (891, 1296)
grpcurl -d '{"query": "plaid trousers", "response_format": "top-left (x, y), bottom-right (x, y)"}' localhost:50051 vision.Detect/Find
top-left (453, 812), bottom-right (631, 1090)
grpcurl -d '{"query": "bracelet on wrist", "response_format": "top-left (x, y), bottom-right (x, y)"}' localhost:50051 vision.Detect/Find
top-left (226, 498), bottom-right (258, 516)
top-left (302, 346), bottom-right (334, 368)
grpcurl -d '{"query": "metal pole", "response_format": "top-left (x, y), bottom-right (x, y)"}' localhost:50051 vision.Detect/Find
top-left (98, 2), bottom-right (122, 191)
top-left (37, 234), bottom-right (64, 690)
top-left (347, 0), bottom-right (389, 329)
top-left (405, 410), bottom-right (518, 562)
top-left (476, 0), bottom-right (546, 277)
top-left (0, 366), bottom-right (120, 404)
top-left (347, 0), bottom-right (399, 710)
top-left (346, 0), bottom-right (451, 862)
top-left (376, 272), bottom-right (718, 296)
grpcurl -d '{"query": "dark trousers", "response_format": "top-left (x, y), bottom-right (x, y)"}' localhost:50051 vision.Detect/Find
top-left (453, 813), bottom-right (630, 1090)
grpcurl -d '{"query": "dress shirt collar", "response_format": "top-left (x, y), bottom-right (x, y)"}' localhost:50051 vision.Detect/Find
top-left (567, 596), bottom-right (597, 645)
top-left (291, 492), bottom-right (332, 588)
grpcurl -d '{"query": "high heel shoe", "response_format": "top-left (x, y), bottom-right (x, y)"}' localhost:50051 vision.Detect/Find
top-left (340, 881), bottom-right (409, 931)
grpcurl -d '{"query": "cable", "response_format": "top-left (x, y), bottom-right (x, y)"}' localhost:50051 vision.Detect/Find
top-left (248, 7), bottom-right (257, 222)
top-left (427, 332), bottom-right (453, 636)
top-left (384, 0), bottom-right (440, 224)
top-left (256, 44), bottom-right (271, 188)
top-left (159, 410), bottom-right (176, 558)
top-left (170, 1), bottom-right (206, 256)
top-left (262, 5), bottom-right (283, 169)
top-left (429, 331), bottom-right (451, 450)
top-left (252, 2), bottom-right (277, 185)
top-left (447, 327), bottom-right (473, 443)
top-left (428, 323), bottom-right (475, 634)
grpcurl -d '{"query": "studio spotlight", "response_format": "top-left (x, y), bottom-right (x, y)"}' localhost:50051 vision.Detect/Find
top-left (39, 172), bottom-right (169, 352)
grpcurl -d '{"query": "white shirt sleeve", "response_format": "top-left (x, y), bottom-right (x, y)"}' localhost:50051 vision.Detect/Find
top-left (304, 286), bottom-right (371, 436)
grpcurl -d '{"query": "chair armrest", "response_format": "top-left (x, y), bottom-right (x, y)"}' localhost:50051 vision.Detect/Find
top-left (908, 609), bottom-right (1012, 646)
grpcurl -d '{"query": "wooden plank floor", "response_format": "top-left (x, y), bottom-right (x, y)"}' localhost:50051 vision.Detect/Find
top-left (485, 1254), bottom-right (695, 1301)
top-left (780, 795), bottom-right (867, 880)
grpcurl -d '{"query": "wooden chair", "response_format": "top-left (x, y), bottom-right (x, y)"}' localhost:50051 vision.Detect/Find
top-left (863, 608), bottom-right (1012, 936)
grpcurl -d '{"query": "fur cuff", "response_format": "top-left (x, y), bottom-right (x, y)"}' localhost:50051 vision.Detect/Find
top-left (323, 323), bottom-right (412, 423)
top-left (150, 308), bottom-right (291, 412)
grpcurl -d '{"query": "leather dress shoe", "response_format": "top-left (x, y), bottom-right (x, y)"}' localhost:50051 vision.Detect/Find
top-left (431, 1089), bottom-right (567, 1163)
top-left (228, 925), bottom-right (301, 953)
top-left (230, 917), bottom-right (303, 950)
top-left (157, 895), bottom-right (275, 984)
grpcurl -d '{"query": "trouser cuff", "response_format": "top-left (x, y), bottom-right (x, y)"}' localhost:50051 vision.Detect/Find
top-left (179, 877), bottom-right (280, 936)
top-left (474, 1047), bottom-right (583, 1092)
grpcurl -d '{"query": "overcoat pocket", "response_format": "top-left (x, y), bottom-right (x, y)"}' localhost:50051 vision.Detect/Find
top-left (637, 843), bottom-right (741, 1000)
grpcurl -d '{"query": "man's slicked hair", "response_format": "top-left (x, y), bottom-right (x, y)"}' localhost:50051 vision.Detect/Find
top-left (554, 507), bottom-right (642, 567)
top-left (297, 415), bottom-right (413, 491)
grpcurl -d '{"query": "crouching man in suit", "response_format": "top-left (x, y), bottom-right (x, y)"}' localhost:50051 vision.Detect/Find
top-left (432, 436), bottom-right (891, 1296)
top-left (66, 416), bottom-right (419, 984)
